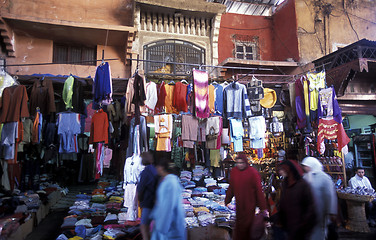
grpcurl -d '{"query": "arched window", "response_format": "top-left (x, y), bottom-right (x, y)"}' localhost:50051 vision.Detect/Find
top-left (143, 39), bottom-right (205, 76)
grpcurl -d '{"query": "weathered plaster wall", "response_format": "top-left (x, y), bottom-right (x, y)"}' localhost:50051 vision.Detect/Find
top-left (295, 0), bottom-right (376, 64)
top-left (272, 0), bottom-right (300, 62)
top-left (1, 0), bottom-right (133, 26)
top-left (218, 13), bottom-right (274, 63)
top-left (6, 34), bottom-right (128, 78)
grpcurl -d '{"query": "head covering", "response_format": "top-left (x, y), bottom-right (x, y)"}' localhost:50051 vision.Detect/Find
top-left (302, 157), bottom-right (323, 173)
top-left (260, 88), bottom-right (277, 108)
top-left (278, 160), bottom-right (302, 186)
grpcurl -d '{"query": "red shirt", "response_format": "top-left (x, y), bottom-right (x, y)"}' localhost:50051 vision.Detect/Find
top-left (89, 109), bottom-right (109, 144)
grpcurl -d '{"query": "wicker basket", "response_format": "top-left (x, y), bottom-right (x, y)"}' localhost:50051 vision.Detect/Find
top-left (337, 192), bottom-right (374, 202)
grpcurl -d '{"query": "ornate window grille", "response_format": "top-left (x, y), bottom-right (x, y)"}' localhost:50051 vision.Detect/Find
top-left (143, 39), bottom-right (205, 76)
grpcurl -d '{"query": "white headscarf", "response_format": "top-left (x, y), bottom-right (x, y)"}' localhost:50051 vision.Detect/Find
top-left (302, 157), bottom-right (323, 172)
top-left (302, 157), bottom-right (324, 183)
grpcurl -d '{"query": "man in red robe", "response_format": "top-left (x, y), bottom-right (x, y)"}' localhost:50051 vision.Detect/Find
top-left (225, 154), bottom-right (268, 240)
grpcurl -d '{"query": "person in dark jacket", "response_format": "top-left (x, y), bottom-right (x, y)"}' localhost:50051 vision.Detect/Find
top-left (277, 160), bottom-right (317, 240)
top-left (137, 151), bottom-right (158, 240)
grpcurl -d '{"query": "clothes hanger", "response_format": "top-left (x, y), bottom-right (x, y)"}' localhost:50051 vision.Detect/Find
top-left (181, 79), bottom-right (188, 84)
top-left (168, 80), bottom-right (175, 85)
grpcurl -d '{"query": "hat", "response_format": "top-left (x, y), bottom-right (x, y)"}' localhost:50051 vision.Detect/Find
top-left (260, 88), bottom-right (277, 109)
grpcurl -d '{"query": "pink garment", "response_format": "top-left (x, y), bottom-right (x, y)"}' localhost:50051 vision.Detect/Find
top-left (103, 147), bottom-right (113, 168)
top-left (193, 69), bottom-right (209, 118)
top-left (85, 102), bottom-right (96, 133)
top-left (95, 143), bottom-right (104, 179)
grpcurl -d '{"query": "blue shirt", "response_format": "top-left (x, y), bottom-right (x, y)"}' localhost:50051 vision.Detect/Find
top-left (214, 84), bottom-right (223, 116)
top-left (151, 174), bottom-right (186, 240)
top-left (137, 165), bottom-right (158, 208)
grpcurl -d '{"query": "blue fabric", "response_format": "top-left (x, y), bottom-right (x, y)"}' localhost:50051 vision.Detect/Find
top-left (93, 62), bottom-right (111, 108)
top-left (151, 174), bottom-right (186, 240)
top-left (1, 122), bottom-right (18, 160)
top-left (214, 84), bottom-right (223, 116)
top-left (75, 225), bottom-right (86, 238)
top-left (57, 113), bottom-right (81, 153)
top-left (141, 207), bottom-right (152, 225)
top-left (229, 119), bottom-right (243, 152)
top-left (137, 165), bottom-right (158, 208)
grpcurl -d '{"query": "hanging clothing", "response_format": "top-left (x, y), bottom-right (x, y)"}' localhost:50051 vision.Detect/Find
top-left (248, 116), bottom-right (266, 149)
top-left (186, 84), bottom-right (194, 114)
top-left (223, 82), bottom-right (252, 120)
top-left (181, 114), bottom-right (198, 148)
top-left (229, 118), bottom-right (244, 152)
top-left (1, 122), bottom-right (18, 160)
top-left (0, 85), bottom-right (29, 123)
top-left (132, 73), bottom-right (147, 124)
top-left (32, 111), bottom-right (42, 144)
top-left (123, 157), bottom-right (144, 220)
top-left (210, 149), bottom-right (221, 167)
top-left (173, 82), bottom-right (188, 113)
top-left (150, 174), bottom-right (186, 240)
top-left (206, 116), bottom-right (220, 149)
top-left (145, 81), bottom-right (158, 114)
top-left (0, 72), bottom-right (17, 98)
top-left (29, 78), bottom-right (56, 115)
top-left (84, 102), bottom-right (96, 133)
top-left (89, 109), bottom-right (109, 144)
top-left (103, 147), bottom-right (113, 168)
top-left (95, 142), bottom-right (105, 179)
top-left (93, 62), bottom-right (112, 107)
top-left (193, 69), bottom-right (210, 118)
top-left (62, 76), bottom-right (75, 110)
top-left (71, 80), bottom-right (86, 114)
top-left (57, 112), bottom-right (81, 153)
top-left (208, 84), bottom-right (215, 114)
top-left (303, 79), bottom-right (310, 118)
top-left (155, 82), bottom-right (167, 114)
top-left (18, 118), bottom-right (33, 152)
top-left (154, 114), bottom-right (173, 151)
top-left (307, 71), bottom-right (326, 111)
top-left (318, 87), bottom-right (342, 124)
top-left (317, 118), bottom-right (350, 154)
top-left (164, 84), bottom-right (178, 114)
top-left (126, 116), bottom-right (148, 158)
top-left (295, 77), bottom-right (306, 129)
top-left (214, 84), bottom-right (224, 116)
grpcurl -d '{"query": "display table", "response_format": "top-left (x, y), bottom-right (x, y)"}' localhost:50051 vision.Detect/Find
top-left (188, 224), bottom-right (231, 240)
top-left (337, 192), bottom-right (374, 233)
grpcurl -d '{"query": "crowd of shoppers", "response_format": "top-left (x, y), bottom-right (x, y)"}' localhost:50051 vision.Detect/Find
top-left (137, 150), bottom-right (370, 240)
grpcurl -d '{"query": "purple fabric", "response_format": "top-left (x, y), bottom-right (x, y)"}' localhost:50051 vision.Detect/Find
top-left (318, 87), bottom-right (342, 124)
top-left (295, 78), bottom-right (306, 129)
top-left (193, 69), bottom-right (210, 118)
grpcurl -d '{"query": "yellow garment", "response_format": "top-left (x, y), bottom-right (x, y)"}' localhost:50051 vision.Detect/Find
top-left (154, 114), bottom-right (173, 151)
top-left (164, 84), bottom-right (178, 114)
top-left (307, 71), bottom-right (326, 111)
top-left (208, 84), bottom-right (215, 113)
top-left (210, 149), bottom-right (221, 167)
top-left (68, 237), bottom-right (83, 240)
top-left (194, 207), bottom-right (210, 214)
top-left (303, 80), bottom-right (310, 116)
top-left (260, 88), bottom-right (277, 109)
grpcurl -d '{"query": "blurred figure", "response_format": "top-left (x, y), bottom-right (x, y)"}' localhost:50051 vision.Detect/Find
top-left (301, 157), bottom-right (337, 240)
top-left (277, 160), bottom-right (317, 240)
top-left (225, 154), bottom-right (268, 240)
top-left (150, 158), bottom-right (186, 240)
top-left (137, 151), bottom-right (158, 240)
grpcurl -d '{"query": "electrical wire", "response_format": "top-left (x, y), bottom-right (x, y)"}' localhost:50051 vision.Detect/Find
top-left (221, 26), bottom-right (271, 31)
top-left (344, 10), bottom-right (360, 41)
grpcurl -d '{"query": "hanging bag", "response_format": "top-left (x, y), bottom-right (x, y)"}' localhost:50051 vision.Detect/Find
top-left (250, 212), bottom-right (266, 240)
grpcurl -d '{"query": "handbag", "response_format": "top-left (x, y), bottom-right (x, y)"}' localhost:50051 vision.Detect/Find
top-left (251, 212), bottom-right (266, 240)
